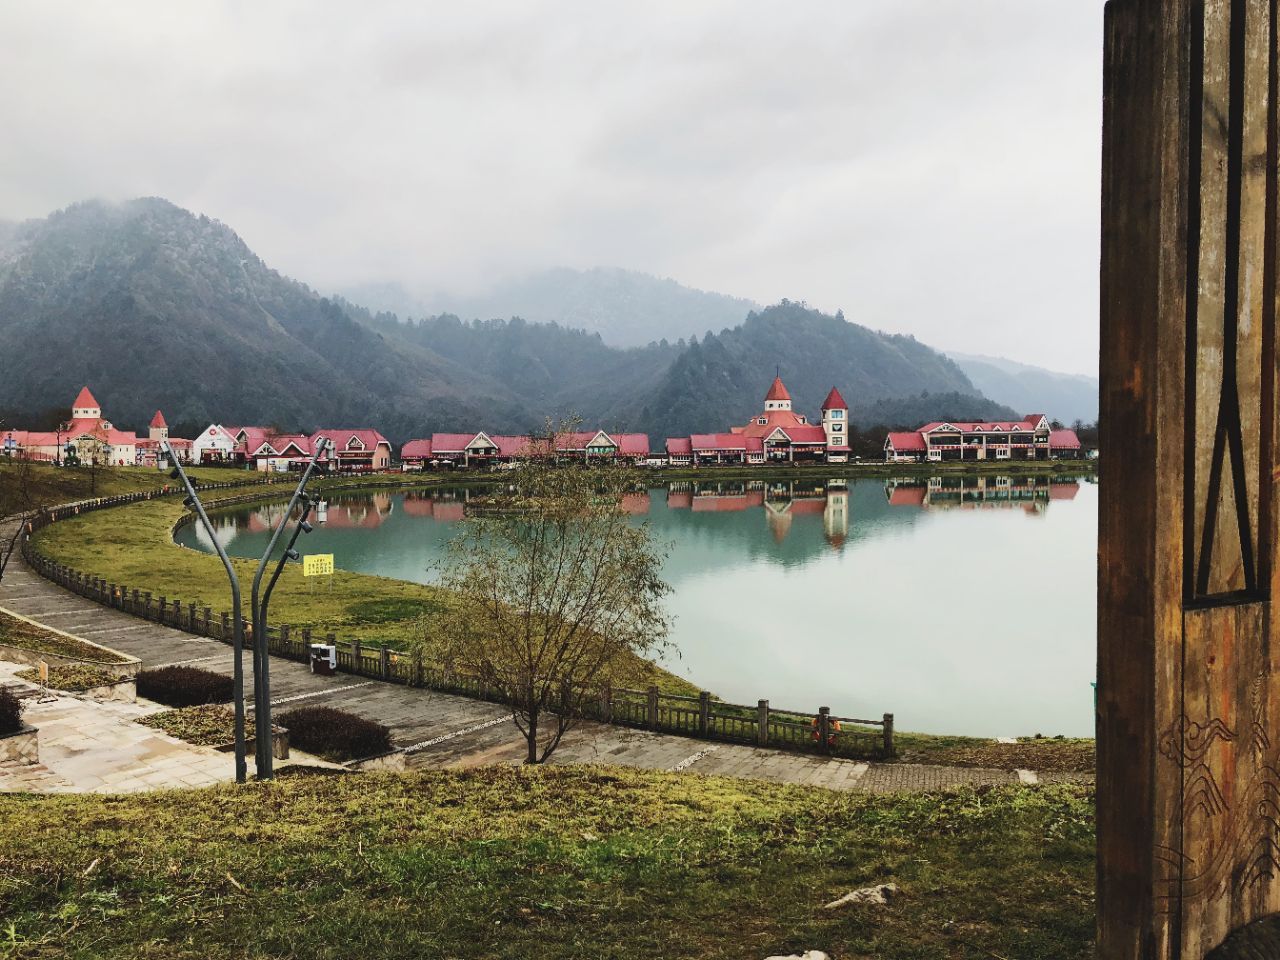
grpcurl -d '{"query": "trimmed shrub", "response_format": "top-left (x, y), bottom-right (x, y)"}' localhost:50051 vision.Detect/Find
top-left (277, 706), bottom-right (391, 762)
top-left (0, 686), bottom-right (23, 734)
top-left (136, 666), bottom-right (233, 708)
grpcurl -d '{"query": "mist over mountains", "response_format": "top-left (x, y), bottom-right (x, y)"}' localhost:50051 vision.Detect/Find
top-left (343, 268), bottom-right (760, 350)
top-left (0, 198), bottom-right (1069, 445)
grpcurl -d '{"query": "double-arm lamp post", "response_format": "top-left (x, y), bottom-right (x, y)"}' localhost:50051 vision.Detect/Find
top-left (163, 439), bottom-right (330, 782)
top-left (250, 438), bottom-right (330, 779)
top-left (162, 441), bottom-right (250, 783)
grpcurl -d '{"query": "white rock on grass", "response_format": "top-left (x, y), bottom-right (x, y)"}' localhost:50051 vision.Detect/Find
top-left (764, 952), bottom-right (830, 960)
top-left (823, 882), bottom-right (898, 909)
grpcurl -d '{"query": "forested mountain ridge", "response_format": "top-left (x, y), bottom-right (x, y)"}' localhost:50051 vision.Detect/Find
top-left (0, 198), bottom-right (1021, 444)
top-left (630, 302), bottom-right (1019, 439)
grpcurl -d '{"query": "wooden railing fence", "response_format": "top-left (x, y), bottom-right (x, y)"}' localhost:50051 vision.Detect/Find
top-left (18, 480), bottom-right (895, 760)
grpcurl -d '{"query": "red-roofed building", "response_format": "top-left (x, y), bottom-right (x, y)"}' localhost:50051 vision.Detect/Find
top-left (400, 438), bottom-right (433, 471)
top-left (406, 430), bottom-right (650, 469)
top-left (665, 437), bottom-right (694, 466)
top-left (2, 388), bottom-right (193, 467)
top-left (883, 415), bottom-right (1082, 463)
top-left (667, 377), bottom-right (853, 465)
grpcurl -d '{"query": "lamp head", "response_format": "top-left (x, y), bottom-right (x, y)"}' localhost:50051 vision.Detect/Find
top-left (169, 467), bottom-right (182, 481)
top-left (183, 496), bottom-right (196, 509)
top-left (300, 521), bottom-right (313, 534)
top-left (285, 548), bottom-right (300, 562)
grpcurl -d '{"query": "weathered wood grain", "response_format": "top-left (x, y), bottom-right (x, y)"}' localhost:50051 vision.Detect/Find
top-left (1102, 1), bottom-right (1280, 957)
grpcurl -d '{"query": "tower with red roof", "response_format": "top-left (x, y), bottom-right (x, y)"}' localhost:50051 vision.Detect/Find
top-left (72, 386), bottom-right (101, 420)
top-left (820, 386), bottom-right (850, 462)
top-left (148, 410), bottom-right (169, 442)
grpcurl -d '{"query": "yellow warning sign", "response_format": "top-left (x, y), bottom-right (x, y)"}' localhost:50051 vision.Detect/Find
top-left (303, 554), bottom-right (334, 577)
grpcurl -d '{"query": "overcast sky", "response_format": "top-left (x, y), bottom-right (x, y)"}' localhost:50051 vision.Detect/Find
top-left (0, 2), bottom-right (1105, 374)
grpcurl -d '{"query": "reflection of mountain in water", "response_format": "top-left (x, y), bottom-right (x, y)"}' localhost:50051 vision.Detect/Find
top-left (884, 476), bottom-right (1082, 516)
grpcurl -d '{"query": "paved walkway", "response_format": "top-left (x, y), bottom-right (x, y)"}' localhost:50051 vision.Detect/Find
top-left (0, 542), bottom-right (1063, 795)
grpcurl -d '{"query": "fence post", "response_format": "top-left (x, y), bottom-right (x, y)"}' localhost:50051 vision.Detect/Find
top-left (818, 706), bottom-right (831, 755)
top-left (187, 602), bottom-right (196, 631)
top-left (757, 699), bottom-right (769, 747)
top-left (883, 712), bottom-right (894, 757)
top-left (132, 588), bottom-right (140, 613)
top-left (159, 596), bottom-right (168, 623)
top-left (327, 634), bottom-right (337, 669)
top-left (203, 606), bottom-right (212, 635)
top-left (352, 638), bottom-right (363, 674)
top-left (144, 592), bottom-right (153, 619)
top-left (280, 624), bottom-right (290, 654)
top-left (647, 685), bottom-right (659, 730)
top-left (379, 645), bottom-right (390, 679)
top-left (699, 691), bottom-right (710, 736)
top-left (220, 611), bottom-right (230, 641)
top-left (412, 649), bottom-right (423, 687)
top-left (600, 682), bottom-right (613, 722)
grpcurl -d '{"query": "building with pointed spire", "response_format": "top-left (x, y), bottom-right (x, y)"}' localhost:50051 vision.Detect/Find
top-left (664, 376), bottom-right (850, 464)
top-left (1, 387), bottom-right (192, 466)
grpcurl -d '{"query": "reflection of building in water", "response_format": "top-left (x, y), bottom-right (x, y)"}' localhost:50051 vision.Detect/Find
top-left (823, 483), bottom-right (849, 548)
top-left (664, 479), bottom-right (847, 546)
top-left (883, 476), bottom-right (1081, 515)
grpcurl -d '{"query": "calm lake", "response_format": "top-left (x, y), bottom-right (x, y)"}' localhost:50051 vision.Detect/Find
top-left (176, 475), bottom-right (1097, 738)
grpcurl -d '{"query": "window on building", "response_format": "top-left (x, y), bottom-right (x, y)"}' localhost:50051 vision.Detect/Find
top-left (758, 418), bottom-right (767, 425)
top-left (832, 410), bottom-right (843, 419)
top-left (833, 423), bottom-right (843, 432)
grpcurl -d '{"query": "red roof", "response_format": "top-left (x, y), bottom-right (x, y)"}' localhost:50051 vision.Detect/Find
top-left (1049, 429), bottom-right (1082, 449)
top-left (430, 433), bottom-right (481, 454)
top-left (74, 386), bottom-right (99, 409)
top-left (775, 425), bottom-right (827, 444)
top-left (150, 410), bottom-right (167, 429)
top-left (401, 439), bottom-right (433, 459)
top-left (821, 387), bottom-right (848, 410)
top-left (666, 438), bottom-right (693, 456)
top-left (311, 430), bottom-right (391, 456)
top-left (740, 409), bottom-right (810, 438)
top-left (886, 431), bottom-right (927, 452)
top-left (765, 377), bottom-right (791, 402)
top-left (691, 433), bottom-right (746, 451)
top-left (613, 433), bottom-right (650, 456)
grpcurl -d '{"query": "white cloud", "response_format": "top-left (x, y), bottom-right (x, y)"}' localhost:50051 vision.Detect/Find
top-left (0, 0), bottom-right (1105, 373)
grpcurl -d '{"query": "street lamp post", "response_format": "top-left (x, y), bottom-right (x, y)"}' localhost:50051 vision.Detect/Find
top-left (162, 440), bottom-right (249, 783)
top-left (250, 439), bottom-right (329, 779)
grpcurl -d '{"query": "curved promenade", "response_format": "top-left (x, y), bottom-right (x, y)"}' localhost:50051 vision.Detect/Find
top-left (1, 497), bottom-right (1078, 794)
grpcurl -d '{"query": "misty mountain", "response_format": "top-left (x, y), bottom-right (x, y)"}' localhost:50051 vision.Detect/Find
top-left (347, 267), bottom-right (760, 349)
top-left (948, 352), bottom-right (1098, 424)
top-left (630, 301), bottom-right (1020, 440)
top-left (0, 198), bottom-right (1024, 446)
top-left (0, 198), bottom-right (530, 440)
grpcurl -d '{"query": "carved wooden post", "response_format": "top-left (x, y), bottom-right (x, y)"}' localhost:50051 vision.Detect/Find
top-left (1102, 1), bottom-right (1280, 956)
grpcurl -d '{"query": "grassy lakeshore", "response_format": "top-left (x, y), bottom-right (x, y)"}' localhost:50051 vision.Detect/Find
top-left (21, 465), bottom-right (1098, 764)
top-left (26, 473), bottom-right (697, 695)
top-left (0, 767), bottom-right (1095, 960)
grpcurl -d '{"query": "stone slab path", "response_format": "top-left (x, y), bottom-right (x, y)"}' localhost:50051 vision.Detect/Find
top-left (0, 545), bottom-right (1070, 795)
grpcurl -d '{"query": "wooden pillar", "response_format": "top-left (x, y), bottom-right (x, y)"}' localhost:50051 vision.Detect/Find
top-left (1101, 1), bottom-right (1280, 956)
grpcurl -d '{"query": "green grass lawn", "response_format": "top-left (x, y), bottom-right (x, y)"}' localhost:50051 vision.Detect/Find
top-left (0, 767), bottom-right (1095, 960)
top-left (0, 461), bottom-right (245, 510)
top-left (26, 476), bottom-right (697, 696)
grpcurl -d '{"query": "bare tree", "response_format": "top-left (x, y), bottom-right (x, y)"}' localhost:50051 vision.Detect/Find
top-left (429, 420), bottom-right (671, 763)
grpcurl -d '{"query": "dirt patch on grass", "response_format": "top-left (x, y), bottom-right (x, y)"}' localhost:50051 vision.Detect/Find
top-left (0, 610), bottom-right (131, 663)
